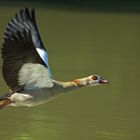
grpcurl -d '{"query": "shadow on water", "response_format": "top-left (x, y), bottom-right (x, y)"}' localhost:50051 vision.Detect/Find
top-left (0, 3), bottom-right (140, 140)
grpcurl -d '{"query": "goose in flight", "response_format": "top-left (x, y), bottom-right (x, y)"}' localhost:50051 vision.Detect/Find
top-left (0, 8), bottom-right (108, 109)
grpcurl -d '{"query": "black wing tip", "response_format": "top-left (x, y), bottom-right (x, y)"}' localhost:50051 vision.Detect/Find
top-left (20, 7), bottom-right (35, 13)
top-left (3, 7), bottom-right (36, 39)
top-left (16, 7), bottom-right (35, 21)
top-left (31, 8), bottom-right (35, 14)
top-left (31, 8), bottom-right (36, 22)
top-left (23, 7), bottom-right (36, 16)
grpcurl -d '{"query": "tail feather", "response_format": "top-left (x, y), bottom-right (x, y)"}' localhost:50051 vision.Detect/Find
top-left (0, 93), bottom-right (13, 109)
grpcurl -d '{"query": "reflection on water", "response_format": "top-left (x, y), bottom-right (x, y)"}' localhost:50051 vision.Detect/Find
top-left (0, 6), bottom-right (140, 140)
top-left (96, 131), bottom-right (128, 139)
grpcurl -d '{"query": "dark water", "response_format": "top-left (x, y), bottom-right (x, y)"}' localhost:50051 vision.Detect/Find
top-left (0, 6), bottom-right (140, 140)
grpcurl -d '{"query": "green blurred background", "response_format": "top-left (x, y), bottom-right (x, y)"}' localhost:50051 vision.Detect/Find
top-left (0, 1), bottom-right (140, 140)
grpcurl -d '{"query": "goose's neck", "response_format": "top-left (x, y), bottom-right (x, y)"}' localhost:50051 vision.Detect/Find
top-left (53, 81), bottom-right (78, 92)
top-left (53, 75), bottom-right (96, 93)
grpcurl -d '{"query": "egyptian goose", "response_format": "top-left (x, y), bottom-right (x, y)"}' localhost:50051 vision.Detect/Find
top-left (0, 8), bottom-right (108, 109)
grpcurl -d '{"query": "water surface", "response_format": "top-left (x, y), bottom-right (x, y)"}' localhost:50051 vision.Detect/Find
top-left (0, 6), bottom-right (140, 140)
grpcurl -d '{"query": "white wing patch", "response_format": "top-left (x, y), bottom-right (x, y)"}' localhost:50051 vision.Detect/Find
top-left (36, 48), bottom-right (52, 78)
top-left (18, 63), bottom-right (54, 90)
top-left (36, 48), bottom-right (48, 64)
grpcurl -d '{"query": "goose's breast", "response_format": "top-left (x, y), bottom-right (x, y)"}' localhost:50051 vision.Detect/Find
top-left (9, 89), bottom-right (59, 107)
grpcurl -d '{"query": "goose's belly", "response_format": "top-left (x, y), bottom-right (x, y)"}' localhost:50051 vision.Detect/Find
top-left (9, 89), bottom-right (60, 107)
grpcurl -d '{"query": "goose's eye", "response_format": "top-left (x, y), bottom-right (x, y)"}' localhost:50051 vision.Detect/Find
top-left (92, 76), bottom-right (98, 80)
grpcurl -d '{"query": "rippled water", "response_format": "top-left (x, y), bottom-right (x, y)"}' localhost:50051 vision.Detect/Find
top-left (0, 6), bottom-right (140, 140)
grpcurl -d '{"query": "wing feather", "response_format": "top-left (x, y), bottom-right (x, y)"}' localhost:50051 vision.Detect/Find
top-left (2, 8), bottom-right (53, 92)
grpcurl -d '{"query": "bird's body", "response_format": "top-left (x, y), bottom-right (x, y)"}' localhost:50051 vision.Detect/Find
top-left (9, 87), bottom-right (59, 107)
top-left (0, 8), bottom-right (108, 109)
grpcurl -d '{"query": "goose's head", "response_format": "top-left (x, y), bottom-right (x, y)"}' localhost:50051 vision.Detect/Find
top-left (73, 75), bottom-right (109, 87)
top-left (87, 75), bottom-right (109, 86)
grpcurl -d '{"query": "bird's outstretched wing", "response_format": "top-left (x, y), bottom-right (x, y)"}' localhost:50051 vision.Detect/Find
top-left (2, 8), bottom-right (54, 92)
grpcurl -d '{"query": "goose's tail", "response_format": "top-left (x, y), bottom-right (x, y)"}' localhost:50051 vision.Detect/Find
top-left (0, 93), bottom-right (12, 109)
